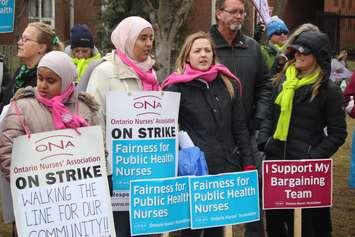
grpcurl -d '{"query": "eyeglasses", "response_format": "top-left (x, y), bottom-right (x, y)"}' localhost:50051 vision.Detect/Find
top-left (222, 8), bottom-right (247, 17)
top-left (273, 30), bottom-right (288, 36)
top-left (18, 35), bottom-right (38, 43)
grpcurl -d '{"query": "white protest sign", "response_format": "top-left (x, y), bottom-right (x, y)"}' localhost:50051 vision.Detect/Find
top-left (10, 126), bottom-right (116, 237)
top-left (251, 0), bottom-right (271, 23)
top-left (107, 91), bottom-right (180, 211)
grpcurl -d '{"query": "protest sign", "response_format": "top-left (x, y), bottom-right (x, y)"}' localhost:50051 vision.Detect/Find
top-left (349, 130), bottom-right (355, 188)
top-left (10, 126), bottom-right (115, 237)
top-left (263, 159), bottom-right (332, 209)
top-left (0, 0), bottom-right (15, 33)
top-left (251, 0), bottom-right (271, 23)
top-left (189, 171), bottom-right (259, 229)
top-left (130, 176), bottom-right (190, 235)
top-left (107, 91), bottom-right (180, 211)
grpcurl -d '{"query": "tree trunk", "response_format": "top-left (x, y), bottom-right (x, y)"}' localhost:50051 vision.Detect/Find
top-left (142, 0), bottom-right (194, 81)
top-left (155, 39), bottom-right (171, 81)
top-left (243, 0), bottom-right (255, 37)
top-left (273, 0), bottom-right (288, 17)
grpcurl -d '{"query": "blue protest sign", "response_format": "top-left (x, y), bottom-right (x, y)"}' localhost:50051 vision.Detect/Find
top-left (130, 176), bottom-right (190, 236)
top-left (189, 171), bottom-right (260, 229)
top-left (349, 130), bottom-right (355, 188)
top-left (0, 0), bottom-right (15, 33)
top-left (113, 138), bottom-right (176, 190)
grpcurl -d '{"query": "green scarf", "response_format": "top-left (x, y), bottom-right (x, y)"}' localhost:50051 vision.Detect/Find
top-left (273, 64), bottom-right (321, 141)
top-left (15, 64), bottom-right (37, 90)
top-left (72, 52), bottom-right (101, 83)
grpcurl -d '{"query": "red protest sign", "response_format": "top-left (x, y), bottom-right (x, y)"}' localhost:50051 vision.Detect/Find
top-left (262, 159), bottom-right (332, 209)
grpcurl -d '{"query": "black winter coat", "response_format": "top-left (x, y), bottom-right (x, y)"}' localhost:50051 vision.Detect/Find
top-left (258, 76), bottom-right (347, 160)
top-left (209, 25), bottom-right (272, 131)
top-left (165, 77), bottom-right (253, 174)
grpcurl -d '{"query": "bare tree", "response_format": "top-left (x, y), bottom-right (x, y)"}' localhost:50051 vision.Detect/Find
top-left (142, 0), bottom-right (194, 81)
top-left (98, 0), bottom-right (194, 80)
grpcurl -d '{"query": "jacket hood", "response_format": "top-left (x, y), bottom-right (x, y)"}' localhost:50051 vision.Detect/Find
top-left (289, 31), bottom-right (331, 82)
top-left (78, 92), bottom-right (100, 112)
top-left (12, 86), bottom-right (36, 101)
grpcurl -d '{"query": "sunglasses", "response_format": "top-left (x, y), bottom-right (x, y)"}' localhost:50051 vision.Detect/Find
top-left (273, 30), bottom-right (288, 36)
top-left (295, 50), bottom-right (312, 56)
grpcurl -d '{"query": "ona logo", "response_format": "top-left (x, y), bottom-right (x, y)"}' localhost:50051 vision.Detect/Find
top-left (133, 95), bottom-right (162, 116)
top-left (34, 135), bottom-right (75, 160)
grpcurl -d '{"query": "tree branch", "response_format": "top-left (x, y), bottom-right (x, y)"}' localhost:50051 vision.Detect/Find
top-left (168, 0), bottom-right (193, 42)
top-left (142, 0), bottom-right (155, 12)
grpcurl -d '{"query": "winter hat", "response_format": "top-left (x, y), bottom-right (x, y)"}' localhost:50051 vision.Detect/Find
top-left (266, 16), bottom-right (289, 38)
top-left (288, 31), bottom-right (331, 77)
top-left (38, 51), bottom-right (77, 93)
top-left (70, 24), bottom-right (94, 49)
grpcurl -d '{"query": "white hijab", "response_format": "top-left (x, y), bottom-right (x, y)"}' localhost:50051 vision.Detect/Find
top-left (111, 16), bottom-right (154, 71)
top-left (38, 51), bottom-right (77, 93)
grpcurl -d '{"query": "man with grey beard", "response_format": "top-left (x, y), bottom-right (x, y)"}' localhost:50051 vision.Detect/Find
top-left (209, 0), bottom-right (271, 236)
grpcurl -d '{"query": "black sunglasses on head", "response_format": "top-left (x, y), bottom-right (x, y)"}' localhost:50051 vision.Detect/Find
top-left (273, 30), bottom-right (288, 36)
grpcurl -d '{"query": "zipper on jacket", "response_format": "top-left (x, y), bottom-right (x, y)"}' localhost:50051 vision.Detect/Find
top-left (197, 79), bottom-right (210, 89)
top-left (283, 140), bottom-right (287, 160)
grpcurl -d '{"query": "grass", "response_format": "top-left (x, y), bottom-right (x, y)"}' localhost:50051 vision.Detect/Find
top-left (347, 60), bottom-right (355, 71)
top-left (331, 117), bottom-right (355, 236)
top-left (0, 118), bottom-right (355, 237)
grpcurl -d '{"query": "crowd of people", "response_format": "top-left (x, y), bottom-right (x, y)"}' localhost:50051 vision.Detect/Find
top-left (0, 0), bottom-right (354, 236)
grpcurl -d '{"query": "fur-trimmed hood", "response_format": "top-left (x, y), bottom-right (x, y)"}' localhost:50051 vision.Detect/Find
top-left (12, 86), bottom-right (100, 112)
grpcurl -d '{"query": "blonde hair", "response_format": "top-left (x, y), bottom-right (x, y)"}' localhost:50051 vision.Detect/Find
top-left (29, 22), bottom-right (64, 52)
top-left (175, 31), bottom-right (235, 98)
top-left (336, 50), bottom-right (347, 61)
top-left (273, 59), bottom-right (324, 101)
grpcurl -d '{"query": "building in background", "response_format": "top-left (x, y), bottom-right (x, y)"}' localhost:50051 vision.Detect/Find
top-left (1, 0), bottom-right (354, 75)
top-left (0, 0), bottom-right (100, 45)
top-left (268, 0), bottom-right (355, 56)
top-left (0, 0), bottom-right (101, 74)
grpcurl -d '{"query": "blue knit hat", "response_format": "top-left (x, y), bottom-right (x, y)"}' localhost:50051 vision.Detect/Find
top-left (266, 16), bottom-right (289, 38)
top-left (70, 24), bottom-right (94, 49)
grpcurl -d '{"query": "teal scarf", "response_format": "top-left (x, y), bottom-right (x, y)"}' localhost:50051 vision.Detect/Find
top-left (15, 64), bottom-right (37, 90)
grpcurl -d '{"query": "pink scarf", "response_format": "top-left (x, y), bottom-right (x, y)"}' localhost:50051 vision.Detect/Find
top-left (115, 49), bottom-right (160, 91)
top-left (162, 64), bottom-right (242, 95)
top-left (36, 84), bottom-right (88, 129)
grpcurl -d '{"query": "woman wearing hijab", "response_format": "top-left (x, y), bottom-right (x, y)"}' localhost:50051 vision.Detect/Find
top-left (0, 51), bottom-right (100, 236)
top-left (85, 16), bottom-right (160, 237)
top-left (162, 31), bottom-right (254, 237)
top-left (257, 31), bottom-right (347, 237)
top-left (0, 51), bottom-right (100, 179)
